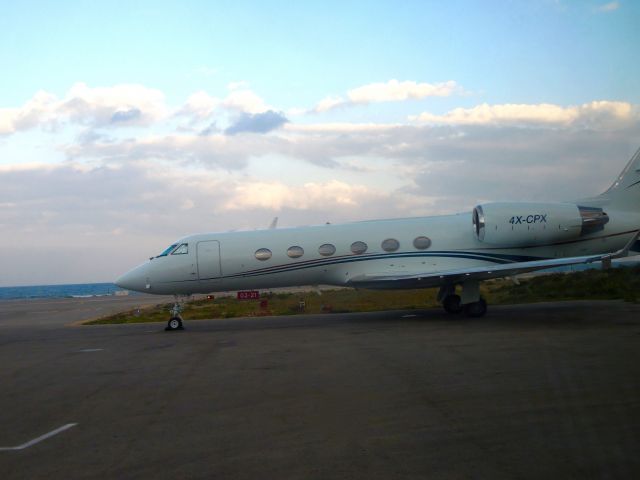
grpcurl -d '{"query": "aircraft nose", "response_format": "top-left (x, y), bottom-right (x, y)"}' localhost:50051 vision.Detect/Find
top-left (115, 264), bottom-right (149, 293)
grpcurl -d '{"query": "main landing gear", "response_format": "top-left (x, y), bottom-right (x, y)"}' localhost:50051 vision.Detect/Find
top-left (442, 294), bottom-right (463, 314)
top-left (462, 297), bottom-right (487, 317)
top-left (165, 299), bottom-right (185, 331)
top-left (438, 282), bottom-right (487, 318)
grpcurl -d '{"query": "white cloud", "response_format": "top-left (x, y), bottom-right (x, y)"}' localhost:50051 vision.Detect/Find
top-left (64, 97), bottom-right (640, 176)
top-left (314, 96), bottom-right (346, 113)
top-left (2, 81), bottom-right (640, 285)
top-left (596, 2), bottom-right (619, 12)
top-left (0, 82), bottom-right (640, 283)
top-left (579, 100), bottom-right (634, 125)
top-left (172, 87), bottom-right (275, 132)
top-left (64, 131), bottom-right (290, 170)
top-left (0, 90), bottom-right (58, 134)
top-left (61, 82), bottom-right (168, 126)
top-left (0, 83), bottom-right (168, 135)
top-left (0, 161), bottom-right (415, 284)
top-left (0, 110), bottom-right (12, 134)
top-left (224, 180), bottom-right (373, 210)
top-left (174, 90), bottom-right (219, 121)
top-left (348, 79), bottom-right (458, 103)
top-left (284, 122), bottom-right (400, 133)
top-left (225, 110), bottom-right (288, 135)
top-left (411, 101), bottom-right (637, 128)
top-left (313, 79), bottom-right (459, 112)
top-left (222, 89), bottom-right (270, 114)
top-left (2, 129), bottom-right (640, 286)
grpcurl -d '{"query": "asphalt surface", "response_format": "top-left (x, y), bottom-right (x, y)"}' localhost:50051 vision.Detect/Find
top-left (1, 297), bottom-right (639, 479)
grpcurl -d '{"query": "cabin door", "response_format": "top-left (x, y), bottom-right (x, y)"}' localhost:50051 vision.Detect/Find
top-left (197, 240), bottom-right (221, 282)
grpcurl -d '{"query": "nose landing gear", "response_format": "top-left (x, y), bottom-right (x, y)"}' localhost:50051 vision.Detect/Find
top-left (165, 300), bottom-right (185, 331)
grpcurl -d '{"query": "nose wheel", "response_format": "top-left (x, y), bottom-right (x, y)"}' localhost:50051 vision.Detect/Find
top-left (166, 316), bottom-right (184, 331)
top-left (165, 300), bottom-right (186, 331)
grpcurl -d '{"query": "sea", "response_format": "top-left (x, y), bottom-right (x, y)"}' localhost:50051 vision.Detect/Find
top-left (0, 283), bottom-right (131, 301)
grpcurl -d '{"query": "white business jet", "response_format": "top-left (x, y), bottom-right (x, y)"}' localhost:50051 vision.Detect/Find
top-left (116, 148), bottom-right (640, 330)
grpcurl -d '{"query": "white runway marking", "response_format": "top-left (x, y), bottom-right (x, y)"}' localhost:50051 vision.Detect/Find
top-left (0, 423), bottom-right (78, 451)
top-left (79, 348), bottom-right (103, 352)
top-left (401, 314), bottom-right (417, 318)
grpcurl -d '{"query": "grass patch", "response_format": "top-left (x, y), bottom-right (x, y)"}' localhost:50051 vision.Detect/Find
top-left (85, 266), bottom-right (640, 325)
top-left (486, 265), bottom-right (640, 304)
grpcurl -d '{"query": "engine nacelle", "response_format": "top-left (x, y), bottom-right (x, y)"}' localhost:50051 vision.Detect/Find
top-left (472, 202), bottom-right (608, 247)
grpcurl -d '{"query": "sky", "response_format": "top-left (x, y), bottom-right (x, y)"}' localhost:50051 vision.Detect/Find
top-left (1, 0), bottom-right (639, 286)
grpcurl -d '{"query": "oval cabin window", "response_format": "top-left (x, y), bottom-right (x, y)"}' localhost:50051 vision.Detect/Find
top-left (318, 243), bottom-right (336, 256)
top-left (254, 248), bottom-right (272, 261)
top-left (381, 238), bottom-right (399, 252)
top-left (287, 246), bottom-right (304, 258)
top-left (413, 236), bottom-right (432, 249)
top-left (350, 241), bottom-right (367, 254)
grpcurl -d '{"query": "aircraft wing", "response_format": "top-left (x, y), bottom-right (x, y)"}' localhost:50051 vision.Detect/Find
top-left (347, 230), bottom-right (640, 289)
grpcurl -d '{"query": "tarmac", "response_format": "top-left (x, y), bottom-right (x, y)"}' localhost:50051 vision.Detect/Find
top-left (1, 296), bottom-right (639, 479)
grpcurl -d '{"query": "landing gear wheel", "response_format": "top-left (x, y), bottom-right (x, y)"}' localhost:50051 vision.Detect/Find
top-left (166, 316), bottom-right (183, 331)
top-left (463, 298), bottom-right (487, 318)
top-left (443, 294), bottom-right (463, 314)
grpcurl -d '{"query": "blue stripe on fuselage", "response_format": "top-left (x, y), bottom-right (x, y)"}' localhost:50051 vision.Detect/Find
top-left (201, 251), bottom-right (544, 281)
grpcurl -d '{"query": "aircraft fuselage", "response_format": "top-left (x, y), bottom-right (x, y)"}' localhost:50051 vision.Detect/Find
top-left (116, 209), bottom-right (639, 296)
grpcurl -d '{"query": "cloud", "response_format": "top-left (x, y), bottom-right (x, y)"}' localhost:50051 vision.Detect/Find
top-left (5, 130), bottom-right (638, 248)
top-left (199, 121), bottom-right (219, 136)
top-left (314, 79), bottom-right (459, 112)
top-left (404, 127), bottom-right (639, 211)
top-left (60, 82), bottom-right (167, 127)
top-left (0, 162), bottom-right (225, 284)
top-left (110, 108), bottom-right (142, 123)
top-left (66, 97), bottom-right (640, 174)
top-left (225, 110), bottom-right (288, 135)
top-left (349, 79), bottom-right (458, 103)
top-left (411, 101), bottom-right (637, 128)
top-left (0, 90), bottom-right (58, 134)
top-left (222, 89), bottom-right (270, 114)
top-left (174, 91), bottom-right (219, 122)
top-left (284, 122), bottom-right (401, 133)
top-left (3, 81), bottom-right (640, 286)
top-left (0, 161), bottom-right (412, 284)
top-left (64, 131), bottom-right (290, 170)
top-left (1, 83), bottom-right (280, 142)
top-left (224, 180), bottom-right (373, 210)
top-left (314, 96), bottom-right (345, 113)
top-left (0, 83), bottom-right (167, 135)
top-left (596, 2), bottom-right (619, 12)
top-left (3, 107), bottom-right (640, 286)
top-left (173, 87), bottom-right (276, 132)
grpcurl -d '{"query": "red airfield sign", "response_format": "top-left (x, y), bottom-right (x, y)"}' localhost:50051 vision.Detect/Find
top-left (237, 290), bottom-right (260, 300)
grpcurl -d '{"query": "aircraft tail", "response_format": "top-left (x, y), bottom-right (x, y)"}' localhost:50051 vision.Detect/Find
top-left (598, 146), bottom-right (640, 211)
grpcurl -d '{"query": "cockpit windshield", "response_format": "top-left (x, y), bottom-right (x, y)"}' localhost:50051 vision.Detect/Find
top-left (172, 243), bottom-right (188, 255)
top-left (156, 244), bottom-right (178, 258)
